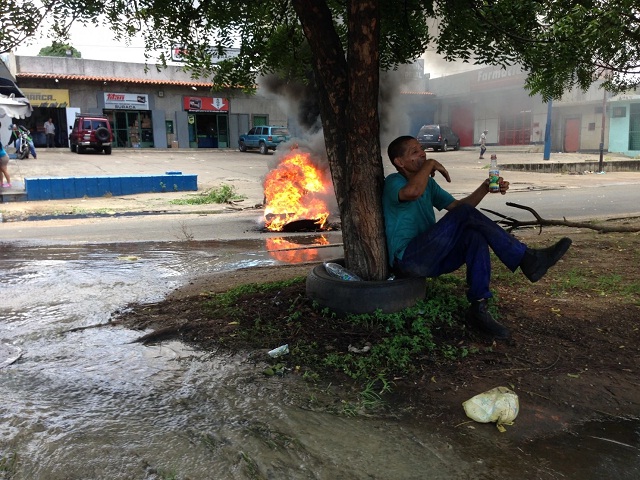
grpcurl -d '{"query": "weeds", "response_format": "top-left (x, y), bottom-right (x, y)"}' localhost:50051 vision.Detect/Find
top-left (157, 470), bottom-right (179, 480)
top-left (170, 184), bottom-right (246, 205)
top-left (0, 452), bottom-right (18, 474)
top-left (547, 267), bottom-right (640, 299)
top-left (200, 274), bottom-right (473, 404)
top-left (173, 221), bottom-right (195, 241)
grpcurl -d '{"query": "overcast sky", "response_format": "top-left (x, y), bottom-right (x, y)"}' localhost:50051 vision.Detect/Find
top-left (14, 23), bottom-right (155, 63)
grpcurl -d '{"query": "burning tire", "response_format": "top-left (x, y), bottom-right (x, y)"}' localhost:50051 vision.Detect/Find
top-left (306, 261), bottom-right (426, 316)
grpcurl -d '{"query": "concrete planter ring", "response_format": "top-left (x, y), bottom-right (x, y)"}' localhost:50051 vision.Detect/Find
top-left (305, 259), bottom-right (426, 316)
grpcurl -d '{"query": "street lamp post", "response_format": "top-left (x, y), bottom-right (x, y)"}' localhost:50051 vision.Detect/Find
top-left (598, 89), bottom-right (607, 173)
top-left (543, 99), bottom-right (553, 160)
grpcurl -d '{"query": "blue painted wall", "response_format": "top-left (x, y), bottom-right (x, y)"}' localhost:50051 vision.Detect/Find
top-left (25, 173), bottom-right (197, 201)
top-left (608, 101), bottom-right (632, 156)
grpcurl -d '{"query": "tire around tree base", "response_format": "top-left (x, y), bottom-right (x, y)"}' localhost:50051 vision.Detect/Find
top-left (305, 260), bottom-right (426, 316)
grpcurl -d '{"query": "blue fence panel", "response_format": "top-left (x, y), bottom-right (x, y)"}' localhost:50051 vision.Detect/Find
top-left (23, 174), bottom-right (198, 200)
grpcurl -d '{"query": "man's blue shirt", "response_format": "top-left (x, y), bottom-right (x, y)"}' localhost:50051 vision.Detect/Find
top-left (382, 172), bottom-right (455, 264)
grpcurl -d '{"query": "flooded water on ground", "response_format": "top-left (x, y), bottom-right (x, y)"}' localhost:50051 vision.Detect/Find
top-left (0, 239), bottom-right (638, 479)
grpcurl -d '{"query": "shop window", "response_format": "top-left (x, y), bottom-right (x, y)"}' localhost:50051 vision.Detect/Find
top-left (140, 113), bottom-right (153, 146)
top-left (217, 115), bottom-right (229, 148)
top-left (613, 106), bottom-right (627, 118)
top-left (253, 115), bottom-right (268, 127)
top-left (107, 110), bottom-right (154, 148)
top-left (499, 112), bottom-right (532, 145)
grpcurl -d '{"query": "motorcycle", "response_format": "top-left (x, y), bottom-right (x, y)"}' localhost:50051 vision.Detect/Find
top-left (10, 125), bottom-right (32, 160)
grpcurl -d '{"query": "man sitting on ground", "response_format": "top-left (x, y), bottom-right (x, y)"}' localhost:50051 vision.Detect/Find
top-left (382, 135), bottom-right (572, 340)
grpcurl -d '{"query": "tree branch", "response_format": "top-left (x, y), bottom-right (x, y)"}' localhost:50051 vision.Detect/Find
top-left (481, 202), bottom-right (640, 233)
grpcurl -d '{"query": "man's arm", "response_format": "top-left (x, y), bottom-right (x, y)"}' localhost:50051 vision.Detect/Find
top-left (398, 159), bottom-right (451, 201)
top-left (446, 177), bottom-right (509, 210)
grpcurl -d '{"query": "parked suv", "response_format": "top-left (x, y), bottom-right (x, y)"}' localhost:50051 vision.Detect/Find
top-left (416, 124), bottom-right (460, 152)
top-left (69, 113), bottom-right (113, 154)
top-left (238, 125), bottom-right (290, 154)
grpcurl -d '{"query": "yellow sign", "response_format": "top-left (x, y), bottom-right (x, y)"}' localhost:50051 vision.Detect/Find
top-left (21, 88), bottom-right (70, 107)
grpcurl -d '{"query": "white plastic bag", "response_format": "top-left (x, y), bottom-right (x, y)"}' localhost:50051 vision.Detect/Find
top-left (462, 386), bottom-right (519, 425)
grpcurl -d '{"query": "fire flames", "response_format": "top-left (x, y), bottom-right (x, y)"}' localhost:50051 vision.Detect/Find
top-left (265, 236), bottom-right (330, 263)
top-left (263, 149), bottom-right (331, 231)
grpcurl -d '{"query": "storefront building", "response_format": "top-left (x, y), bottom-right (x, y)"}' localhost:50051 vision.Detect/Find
top-left (11, 54), bottom-right (631, 156)
top-left (20, 87), bottom-right (70, 147)
top-left (182, 95), bottom-right (229, 148)
top-left (427, 65), bottom-right (611, 153)
top-left (10, 54), bottom-right (287, 150)
top-left (606, 93), bottom-right (640, 157)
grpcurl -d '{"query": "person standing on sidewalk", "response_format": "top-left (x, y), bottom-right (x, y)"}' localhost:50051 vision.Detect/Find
top-left (44, 118), bottom-right (56, 148)
top-left (479, 129), bottom-right (488, 159)
top-left (0, 123), bottom-right (11, 188)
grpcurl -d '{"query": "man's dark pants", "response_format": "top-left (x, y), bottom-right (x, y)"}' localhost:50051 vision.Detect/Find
top-left (395, 204), bottom-right (527, 301)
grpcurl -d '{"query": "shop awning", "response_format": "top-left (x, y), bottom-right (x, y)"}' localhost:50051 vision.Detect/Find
top-left (0, 93), bottom-right (32, 119)
top-left (0, 77), bottom-right (32, 118)
top-left (0, 77), bottom-right (27, 97)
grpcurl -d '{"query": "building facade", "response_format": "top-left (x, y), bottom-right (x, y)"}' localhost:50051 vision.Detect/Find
top-left (607, 92), bottom-right (640, 157)
top-left (8, 54), bottom-right (640, 157)
top-left (427, 64), bottom-right (612, 154)
top-left (10, 54), bottom-right (288, 150)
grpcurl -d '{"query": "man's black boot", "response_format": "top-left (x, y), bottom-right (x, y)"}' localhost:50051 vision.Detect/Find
top-left (468, 299), bottom-right (511, 340)
top-left (519, 237), bottom-right (572, 283)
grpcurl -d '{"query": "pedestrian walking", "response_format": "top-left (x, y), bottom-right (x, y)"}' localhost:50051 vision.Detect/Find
top-left (0, 122), bottom-right (11, 187)
top-left (479, 130), bottom-right (487, 159)
top-left (44, 117), bottom-right (56, 148)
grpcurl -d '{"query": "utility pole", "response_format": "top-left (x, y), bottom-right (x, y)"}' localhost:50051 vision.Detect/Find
top-left (543, 99), bottom-right (553, 160)
top-left (598, 89), bottom-right (607, 173)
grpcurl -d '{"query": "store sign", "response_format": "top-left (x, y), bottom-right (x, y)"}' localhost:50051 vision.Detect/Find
top-left (22, 88), bottom-right (70, 107)
top-left (104, 92), bottom-right (149, 110)
top-left (609, 94), bottom-right (640, 102)
top-left (471, 66), bottom-right (527, 91)
top-left (183, 96), bottom-right (229, 112)
top-left (171, 46), bottom-right (240, 63)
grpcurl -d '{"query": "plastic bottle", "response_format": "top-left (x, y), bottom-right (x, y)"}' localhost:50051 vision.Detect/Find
top-left (323, 262), bottom-right (362, 281)
top-left (488, 154), bottom-right (500, 193)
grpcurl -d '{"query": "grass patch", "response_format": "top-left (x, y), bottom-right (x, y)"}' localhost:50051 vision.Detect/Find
top-left (0, 452), bottom-right (18, 475)
top-left (170, 184), bottom-right (246, 205)
top-left (185, 252), bottom-right (638, 406)
top-left (197, 274), bottom-right (476, 404)
top-left (543, 267), bottom-right (640, 299)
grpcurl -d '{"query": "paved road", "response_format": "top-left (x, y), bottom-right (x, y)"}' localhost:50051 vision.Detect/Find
top-left (1, 147), bottom-right (639, 244)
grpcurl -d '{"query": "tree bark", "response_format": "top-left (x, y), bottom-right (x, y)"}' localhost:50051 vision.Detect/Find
top-left (292, 0), bottom-right (388, 280)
